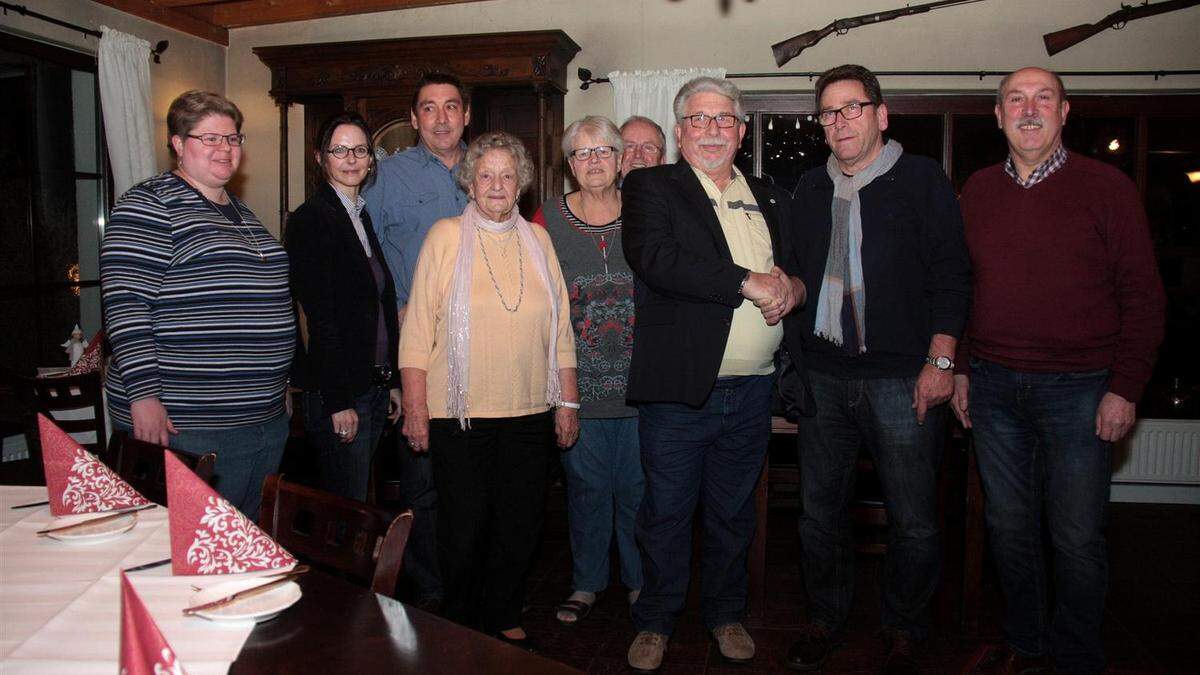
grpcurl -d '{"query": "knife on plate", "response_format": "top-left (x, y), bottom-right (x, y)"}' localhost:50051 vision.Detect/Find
top-left (35, 503), bottom-right (157, 536)
top-left (182, 566), bottom-right (309, 616)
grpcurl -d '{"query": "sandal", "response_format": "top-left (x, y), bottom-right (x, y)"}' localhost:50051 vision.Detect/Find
top-left (555, 598), bottom-right (594, 625)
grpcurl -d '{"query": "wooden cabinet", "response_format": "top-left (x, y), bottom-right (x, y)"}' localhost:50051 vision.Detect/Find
top-left (253, 30), bottom-right (580, 228)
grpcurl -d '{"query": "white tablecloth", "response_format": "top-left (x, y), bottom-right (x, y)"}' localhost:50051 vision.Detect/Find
top-left (0, 486), bottom-right (266, 674)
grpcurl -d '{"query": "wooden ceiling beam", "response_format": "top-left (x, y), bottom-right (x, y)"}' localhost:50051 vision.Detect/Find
top-left (184, 0), bottom-right (481, 29)
top-left (151, 0), bottom-right (240, 7)
top-left (89, 0), bottom-right (228, 45)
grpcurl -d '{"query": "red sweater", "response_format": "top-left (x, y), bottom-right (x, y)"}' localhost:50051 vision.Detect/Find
top-left (958, 152), bottom-right (1165, 402)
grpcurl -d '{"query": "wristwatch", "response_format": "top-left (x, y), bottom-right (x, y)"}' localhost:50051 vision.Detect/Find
top-left (925, 355), bottom-right (954, 371)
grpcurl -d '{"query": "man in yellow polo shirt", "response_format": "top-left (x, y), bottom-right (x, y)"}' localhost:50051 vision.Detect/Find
top-left (621, 76), bottom-right (806, 671)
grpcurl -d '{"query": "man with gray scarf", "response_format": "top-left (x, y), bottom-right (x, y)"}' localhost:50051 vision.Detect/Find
top-left (783, 65), bottom-right (971, 674)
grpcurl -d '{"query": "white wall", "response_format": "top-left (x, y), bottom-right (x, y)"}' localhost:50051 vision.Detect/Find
top-left (215, 0), bottom-right (1199, 234)
top-left (3, 0), bottom-right (226, 173)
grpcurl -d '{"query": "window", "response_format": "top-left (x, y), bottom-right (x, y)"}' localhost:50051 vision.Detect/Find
top-left (738, 91), bottom-right (1200, 417)
top-left (0, 33), bottom-right (107, 371)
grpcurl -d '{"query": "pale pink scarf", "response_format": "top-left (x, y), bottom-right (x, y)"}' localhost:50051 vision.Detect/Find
top-left (446, 202), bottom-right (562, 428)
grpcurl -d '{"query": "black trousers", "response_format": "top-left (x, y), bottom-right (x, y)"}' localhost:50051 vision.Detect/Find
top-left (429, 411), bottom-right (553, 632)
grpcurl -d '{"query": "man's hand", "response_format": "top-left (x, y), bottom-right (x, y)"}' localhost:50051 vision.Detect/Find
top-left (951, 374), bottom-right (971, 428)
top-left (555, 406), bottom-right (580, 448)
top-left (743, 268), bottom-right (793, 326)
top-left (332, 408), bottom-right (359, 443)
top-left (912, 365), bottom-right (954, 424)
top-left (1095, 392), bottom-right (1136, 442)
top-left (130, 397), bottom-right (176, 446)
top-left (387, 388), bottom-right (402, 424)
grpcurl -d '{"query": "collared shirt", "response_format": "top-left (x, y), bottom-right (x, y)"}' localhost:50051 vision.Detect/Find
top-left (363, 141), bottom-right (469, 305)
top-left (1004, 144), bottom-right (1068, 189)
top-left (691, 166), bottom-right (783, 377)
top-left (331, 183), bottom-right (372, 257)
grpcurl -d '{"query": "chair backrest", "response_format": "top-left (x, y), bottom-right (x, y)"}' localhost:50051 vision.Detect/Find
top-left (259, 474), bottom-right (413, 596)
top-left (29, 371), bottom-right (108, 458)
top-left (111, 432), bottom-right (216, 506)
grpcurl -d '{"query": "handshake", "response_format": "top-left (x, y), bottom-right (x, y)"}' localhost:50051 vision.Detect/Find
top-left (742, 266), bottom-right (804, 326)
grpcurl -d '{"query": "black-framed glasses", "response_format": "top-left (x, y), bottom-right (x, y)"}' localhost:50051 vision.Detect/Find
top-left (680, 113), bottom-right (739, 129)
top-left (568, 146), bottom-right (617, 161)
top-left (187, 133), bottom-right (245, 147)
top-left (327, 145), bottom-right (370, 159)
top-left (817, 102), bottom-right (875, 127)
top-left (625, 142), bottom-right (663, 156)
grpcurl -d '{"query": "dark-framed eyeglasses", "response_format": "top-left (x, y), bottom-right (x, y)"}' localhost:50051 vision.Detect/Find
top-left (569, 146), bottom-right (617, 161)
top-left (327, 145), bottom-right (370, 159)
top-left (187, 133), bottom-right (245, 147)
top-left (817, 102), bottom-right (875, 127)
top-left (625, 142), bottom-right (663, 157)
top-left (680, 113), bottom-right (739, 130)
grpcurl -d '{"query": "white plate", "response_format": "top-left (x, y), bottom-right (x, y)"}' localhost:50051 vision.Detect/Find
top-left (187, 577), bottom-right (302, 622)
top-left (45, 512), bottom-right (138, 544)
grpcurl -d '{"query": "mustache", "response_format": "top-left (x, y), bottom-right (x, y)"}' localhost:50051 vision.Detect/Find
top-left (696, 138), bottom-right (730, 149)
top-left (1017, 115), bottom-right (1044, 128)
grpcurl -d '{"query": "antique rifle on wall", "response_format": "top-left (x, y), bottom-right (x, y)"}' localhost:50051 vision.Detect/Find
top-left (771, 0), bottom-right (987, 67)
top-left (1043, 0), bottom-right (1200, 56)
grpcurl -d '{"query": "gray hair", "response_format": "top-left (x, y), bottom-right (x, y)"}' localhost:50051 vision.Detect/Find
top-left (673, 76), bottom-right (744, 122)
top-left (455, 131), bottom-right (535, 195)
top-left (620, 115), bottom-right (666, 147)
top-left (996, 67), bottom-right (1067, 105)
top-left (562, 115), bottom-right (624, 157)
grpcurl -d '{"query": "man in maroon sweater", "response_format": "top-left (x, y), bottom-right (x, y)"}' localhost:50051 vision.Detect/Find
top-left (955, 68), bottom-right (1165, 675)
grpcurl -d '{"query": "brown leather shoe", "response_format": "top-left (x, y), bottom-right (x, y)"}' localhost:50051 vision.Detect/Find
top-left (785, 622), bottom-right (836, 671)
top-left (627, 631), bottom-right (668, 671)
top-left (881, 629), bottom-right (918, 675)
top-left (711, 623), bottom-right (755, 662)
top-left (965, 644), bottom-right (1051, 675)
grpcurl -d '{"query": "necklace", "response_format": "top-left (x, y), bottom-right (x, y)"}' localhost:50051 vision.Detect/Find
top-left (476, 226), bottom-right (524, 312)
top-left (176, 171), bottom-right (265, 261)
top-left (571, 193), bottom-right (620, 275)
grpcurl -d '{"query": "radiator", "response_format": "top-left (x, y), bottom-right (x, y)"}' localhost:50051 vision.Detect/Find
top-left (1112, 418), bottom-right (1200, 485)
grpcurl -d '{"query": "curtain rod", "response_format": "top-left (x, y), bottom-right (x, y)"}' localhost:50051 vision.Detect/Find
top-left (578, 67), bottom-right (1200, 90)
top-left (0, 2), bottom-right (169, 63)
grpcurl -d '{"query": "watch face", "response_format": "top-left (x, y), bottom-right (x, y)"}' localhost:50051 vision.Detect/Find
top-left (935, 356), bottom-right (952, 370)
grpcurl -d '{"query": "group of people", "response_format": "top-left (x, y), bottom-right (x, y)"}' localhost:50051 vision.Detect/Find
top-left (97, 62), bottom-right (1163, 675)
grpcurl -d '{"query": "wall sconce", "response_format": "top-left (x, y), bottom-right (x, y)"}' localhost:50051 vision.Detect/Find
top-left (1186, 170), bottom-right (1200, 184)
top-left (1107, 138), bottom-right (1121, 153)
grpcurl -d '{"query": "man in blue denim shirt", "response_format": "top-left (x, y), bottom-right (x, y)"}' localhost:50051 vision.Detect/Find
top-left (363, 72), bottom-right (470, 611)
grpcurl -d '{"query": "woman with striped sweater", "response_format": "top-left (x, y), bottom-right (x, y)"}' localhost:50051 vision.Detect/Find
top-left (100, 90), bottom-right (293, 521)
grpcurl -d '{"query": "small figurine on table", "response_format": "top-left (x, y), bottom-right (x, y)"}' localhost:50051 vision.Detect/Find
top-left (61, 324), bottom-right (88, 367)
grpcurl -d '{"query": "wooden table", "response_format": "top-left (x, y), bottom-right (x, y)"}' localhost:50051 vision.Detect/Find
top-left (234, 569), bottom-right (580, 674)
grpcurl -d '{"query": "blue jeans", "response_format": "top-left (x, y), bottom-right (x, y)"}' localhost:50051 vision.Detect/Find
top-left (969, 358), bottom-right (1111, 675)
top-left (163, 413), bottom-right (289, 523)
top-left (632, 374), bottom-right (773, 635)
top-left (396, 429), bottom-right (442, 601)
top-left (302, 387), bottom-right (390, 503)
top-left (561, 416), bottom-right (644, 593)
top-left (796, 369), bottom-right (944, 641)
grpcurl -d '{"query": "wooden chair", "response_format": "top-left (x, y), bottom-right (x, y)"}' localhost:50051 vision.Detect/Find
top-left (110, 432), bottom-right (216, 506)
top-left (28, 371), bottom-right (110, 462)
top-left (259, 474), bottom-right (413, 596)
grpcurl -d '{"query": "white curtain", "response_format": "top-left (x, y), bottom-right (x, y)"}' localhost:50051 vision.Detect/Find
top-left (98, 27), bottom-right (156, 199)
top-left (608, 67), bottom-right (727, 163)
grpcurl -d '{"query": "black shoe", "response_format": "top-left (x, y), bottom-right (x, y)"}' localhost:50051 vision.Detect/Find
top-left (494, 631), bottom-right (539, 654)
top-left (880, 629), bottom-right (918, 675)
top-left (785, 622), bottom-right (836, 671)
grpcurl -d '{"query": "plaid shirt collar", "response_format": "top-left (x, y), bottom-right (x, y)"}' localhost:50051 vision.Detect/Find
top-left (1005, 145), bottom-right (1068, 189)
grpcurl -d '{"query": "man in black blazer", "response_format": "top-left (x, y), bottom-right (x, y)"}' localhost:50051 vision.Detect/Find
top-left (622, 77), bottom-right (804, 671)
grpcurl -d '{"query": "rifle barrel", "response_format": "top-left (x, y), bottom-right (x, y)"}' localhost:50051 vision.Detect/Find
top-left (1043, 0), bottom-right (1200, 56)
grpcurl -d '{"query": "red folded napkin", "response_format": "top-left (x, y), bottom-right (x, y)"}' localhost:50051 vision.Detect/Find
top-left (165, 451), bottom-right (296, 575)
top-left (65, 329), bottom-right (105, 375)
top-left (120, 571), bottom-right (188, 675)
top-left (39, 413), bottom-right (151, 516)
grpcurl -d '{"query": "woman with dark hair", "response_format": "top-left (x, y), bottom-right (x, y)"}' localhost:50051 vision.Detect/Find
top-left (286, 112), bottom-right (400, 501)
top-left (101, 90), bottom-right (293, 521)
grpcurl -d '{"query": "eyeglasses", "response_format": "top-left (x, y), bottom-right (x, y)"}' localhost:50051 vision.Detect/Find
top-left (817, 102), bottom-right (875, 127)
top-left (625, 142), bottom-right (663, 156)
top-left (187, 133), bottom-right (246, 147)
top-left (568, 146), bottom-right (617, 161)
top-left (680, 113), bottom-right (739, 129)
top-left (327, 145), bottom-right (370, 159)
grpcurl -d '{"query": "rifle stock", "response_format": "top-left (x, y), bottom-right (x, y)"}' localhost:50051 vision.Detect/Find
top-left (772, 27), bottom-right (833, 67)
top-left (1042, 22), bottom-right (1107, 56)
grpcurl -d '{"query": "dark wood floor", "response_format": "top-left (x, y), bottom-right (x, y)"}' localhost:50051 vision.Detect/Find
top-left (511, 481), bottom-right (1199, 674)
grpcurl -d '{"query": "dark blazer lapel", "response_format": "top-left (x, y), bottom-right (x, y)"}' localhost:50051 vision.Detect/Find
top-left (747, 177), bottom-right (783, 258)
top-left (670, 160), bottom-right (735, 263)
top-left (316, 182), bottom-right (374, 270)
